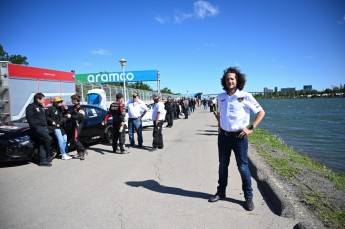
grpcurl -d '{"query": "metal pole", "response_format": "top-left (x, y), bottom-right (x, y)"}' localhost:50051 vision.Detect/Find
top-left (122, 65), bottom-right (126, 102)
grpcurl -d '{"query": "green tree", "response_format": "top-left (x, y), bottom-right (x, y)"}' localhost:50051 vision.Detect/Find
top-left (0, 44), bottom-right (29, 65)
top-left (127, 81), bottom-right (153, 91)
top-left (161, 87), bottom-right (173, 94)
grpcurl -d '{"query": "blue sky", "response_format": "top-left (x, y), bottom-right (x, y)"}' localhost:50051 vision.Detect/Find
top-left (1, 0), bottom-right (345, 95)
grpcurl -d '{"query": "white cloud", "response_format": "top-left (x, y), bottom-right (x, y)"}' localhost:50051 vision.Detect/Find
top-left (156, 1), bottom-right (218, 24)
top-left (174, 10), bottom-right (193, 24)
top-left (91, 49), bottom-right (112, 55)
top-left (155, 15), bottom-right (167, 24)
top-left (194, 0), bottom-right (219, 18)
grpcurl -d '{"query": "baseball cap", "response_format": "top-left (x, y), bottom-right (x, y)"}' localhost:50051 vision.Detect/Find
top-left (152, 93), bottom-right (160, 98)
top-left (132, 92), bottom-right (138, 97)
top-left (52, 96), bottom-right (63, 103)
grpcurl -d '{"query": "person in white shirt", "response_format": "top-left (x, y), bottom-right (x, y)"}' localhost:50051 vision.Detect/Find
top-left (150, 94), bottom-right (166, 151)
top-left (126, 92), bottom-right (148, 148)
top-left (208, 67), bottom-right (265, 212)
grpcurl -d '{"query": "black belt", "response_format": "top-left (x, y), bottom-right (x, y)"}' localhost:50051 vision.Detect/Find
top-left (219, 129), bottom-right (241, 136)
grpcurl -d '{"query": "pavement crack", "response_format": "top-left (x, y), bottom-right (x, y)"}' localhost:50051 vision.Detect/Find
top-left (117, 206), bottom-right (125, 228)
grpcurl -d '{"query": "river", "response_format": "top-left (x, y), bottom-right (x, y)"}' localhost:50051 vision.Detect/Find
top-left (256, 98), bottom-right (345, 174)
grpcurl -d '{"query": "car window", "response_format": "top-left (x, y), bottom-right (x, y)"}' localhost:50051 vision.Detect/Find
top-left (85, 107), bottom-right (98, 118)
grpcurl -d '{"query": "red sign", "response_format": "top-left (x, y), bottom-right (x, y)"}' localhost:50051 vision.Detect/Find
top-left (8, 64), bottom-right (75, 82)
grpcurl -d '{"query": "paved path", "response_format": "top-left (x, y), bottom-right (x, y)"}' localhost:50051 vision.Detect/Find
top-left (0, 108), bottom-right (298, 229)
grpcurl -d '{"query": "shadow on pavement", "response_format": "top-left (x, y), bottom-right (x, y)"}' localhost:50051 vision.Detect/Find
top-left (125, 179), bottom-right (243, 206)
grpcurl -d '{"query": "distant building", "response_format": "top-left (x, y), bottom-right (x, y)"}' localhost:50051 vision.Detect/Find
top-left (303, 85), bottom-right (312, 91)
top-left (274, 87), bottom-right (278, 93)
top-left (264, 87), bottom-right (273, 95)
top-left (280, 87), bottom-right (296, 95)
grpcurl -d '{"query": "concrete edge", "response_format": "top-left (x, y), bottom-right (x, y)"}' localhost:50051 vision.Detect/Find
top-left (248, 151), bottom-right (296, 218)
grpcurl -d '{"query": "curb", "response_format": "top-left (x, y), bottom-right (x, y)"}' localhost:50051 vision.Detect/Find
top-left (248, 152), bottom-right (295, 218)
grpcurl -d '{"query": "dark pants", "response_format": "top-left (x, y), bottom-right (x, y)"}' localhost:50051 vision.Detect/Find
top-left (166, 112), bottom-right (174, 126)
top-left (71, 127), bottom-right (85, 153)
top-left (112, 121), bottom-right (126, 151)
top-left (32, 126), bottom-right (52, 163)
top-left (183, 107), bottom-right (188, 119)
top-left (152, 120), bottom-right (164, 148)
top-left (216, 132), bottom-right (253, 199)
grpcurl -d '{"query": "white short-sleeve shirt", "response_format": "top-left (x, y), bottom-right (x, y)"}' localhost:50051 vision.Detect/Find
top-left (218, 90), bottom-right (262, 132)
top-left (152, 101), bottom-right (166, 121)
top-left (126, 99), bottom-right (148, 118)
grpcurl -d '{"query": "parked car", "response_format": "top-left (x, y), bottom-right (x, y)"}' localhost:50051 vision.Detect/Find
top-left (0, 105), bottom-right (113, 162)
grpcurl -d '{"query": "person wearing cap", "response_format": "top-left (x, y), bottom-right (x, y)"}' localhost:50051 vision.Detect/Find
top-left (126, 92), bottom-right (148, 148)
top-left (102, 93), bottom-right (127, 154)
top-left (208, 67), bottom-right (265, 211)
top-left (150, 93), bottom-right (166, 151)
top-left (46, 96), bottom-right (72, 160)
top-left (26, 93), bottom-right (52, 167)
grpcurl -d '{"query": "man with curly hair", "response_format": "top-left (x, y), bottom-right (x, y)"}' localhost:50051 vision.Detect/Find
top-left (208, 67), bottom-right (265, 211)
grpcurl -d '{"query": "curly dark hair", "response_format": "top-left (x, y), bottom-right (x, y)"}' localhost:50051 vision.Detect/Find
top-left (71, 94), bottom-right (81, 102)
top-left (221, 67), bottom-right (246, 91)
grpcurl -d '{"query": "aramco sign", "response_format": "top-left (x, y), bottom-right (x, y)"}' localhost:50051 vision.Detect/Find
top-left (75, 70), bottom-right (158, 84)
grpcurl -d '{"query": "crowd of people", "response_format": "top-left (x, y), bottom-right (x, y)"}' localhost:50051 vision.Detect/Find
top-left (25, 91), bottom-right (204, 166)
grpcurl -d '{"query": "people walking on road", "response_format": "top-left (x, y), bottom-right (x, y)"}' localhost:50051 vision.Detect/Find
top-left (70, 94), bottom-right (88, 160)
top-left (46, 96), bottom-right (72, 160)
top-left (126, 92), bottom-right (148, 148)
top-left (208, 97), bottom-right (214, 112)
top-left (102, 93), bottom-right (128, 154)
top-left (182, 97), bottom-right (189, 119)
top-left (26, 93), bottom-right (52, 167)
top-left (202, 98), bottom-right (207, 110)
top-left (208, 67), bottom-right (265, 211)
top-left (150, 94), bottom-right (166, 151)
top-left (164, 96), bottom-right (175, 128)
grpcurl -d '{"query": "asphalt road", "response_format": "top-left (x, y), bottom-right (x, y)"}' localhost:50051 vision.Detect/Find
top-left (0, 108), bottom-right (298, 229)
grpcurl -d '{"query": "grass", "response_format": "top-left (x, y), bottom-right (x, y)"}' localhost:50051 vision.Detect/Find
top-left (248, 128), bottom-right (345, 228)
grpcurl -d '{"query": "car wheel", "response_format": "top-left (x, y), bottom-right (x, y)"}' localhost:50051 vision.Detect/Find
top-left (104, 125), bottom-right (113, 143)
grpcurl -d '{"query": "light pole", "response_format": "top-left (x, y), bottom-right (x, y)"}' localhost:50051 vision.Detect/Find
top-left (119, 58), bottom-right (127, 102)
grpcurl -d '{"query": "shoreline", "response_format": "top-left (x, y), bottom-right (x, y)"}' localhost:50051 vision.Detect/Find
top-left (248, 129), bottom-right (345, 229)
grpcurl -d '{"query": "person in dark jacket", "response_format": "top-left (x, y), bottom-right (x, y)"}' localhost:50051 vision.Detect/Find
top-left (164, 96), bottom-right (175, 128)
top-left (70, 94), bottom-right (88, 160)
top-left (26, 93), bottom-right (52, 167)
top-left (46, 96), bottom-right (71, 160)
top-left (102, 93), bottom-right (128, 154)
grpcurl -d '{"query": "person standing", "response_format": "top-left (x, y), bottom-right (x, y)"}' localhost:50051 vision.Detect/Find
top-left (126, 92), bottom-right (148, 148)
top-left (26, 93), bottom-right (52, 167)
top-left (70, 94), bottom-right (88, 160)
top-left (102, 93), bottom-right (128, 154)
top-left (150, 94), bottom-right (166, 151)
top-left (164, 96), bottom-right (174, 128)
top-left (208, 67), bottom-right (265, 211)
top-left (46, 96), bottom-right (72, 160)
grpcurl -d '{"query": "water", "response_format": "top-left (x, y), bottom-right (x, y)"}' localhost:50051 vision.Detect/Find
top-left (255, 98), bottom-right (345, 174)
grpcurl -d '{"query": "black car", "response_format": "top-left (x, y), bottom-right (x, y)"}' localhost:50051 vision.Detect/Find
top-left (0, 105), bottom-right (113, 162)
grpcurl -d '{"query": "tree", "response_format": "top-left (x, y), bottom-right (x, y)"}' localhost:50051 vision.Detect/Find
top-left (161, 87), bottom-right (173, 94)
top-left (127, 81), bottom-right (153, 91)
top-left (0, 44), bottom-right (29, 65)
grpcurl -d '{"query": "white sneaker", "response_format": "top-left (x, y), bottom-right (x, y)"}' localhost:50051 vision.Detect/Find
top-left (61, 154), bottom-right (72, 160)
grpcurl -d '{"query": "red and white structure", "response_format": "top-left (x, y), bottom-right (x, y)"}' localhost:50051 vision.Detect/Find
top-left (0, 61), bottom-right (75, 122)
